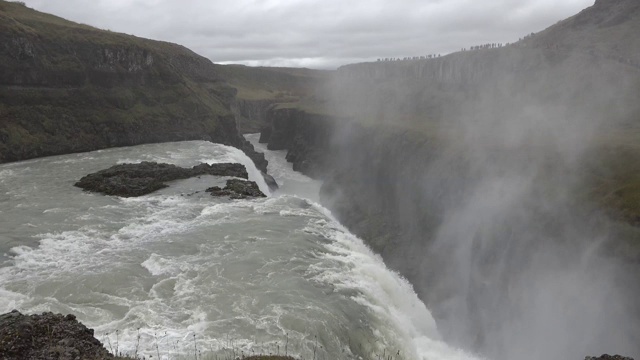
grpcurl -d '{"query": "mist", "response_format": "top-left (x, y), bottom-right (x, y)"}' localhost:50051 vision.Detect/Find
top-left (318, 36), bottom-right (640, 359)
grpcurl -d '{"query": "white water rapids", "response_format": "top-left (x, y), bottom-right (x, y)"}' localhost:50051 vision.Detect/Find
top-left (0, 135), bottom-right (480, 360)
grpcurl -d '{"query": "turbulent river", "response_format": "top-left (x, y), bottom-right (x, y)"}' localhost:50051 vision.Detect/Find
top-left (0, 134), bottom-right (478, 360)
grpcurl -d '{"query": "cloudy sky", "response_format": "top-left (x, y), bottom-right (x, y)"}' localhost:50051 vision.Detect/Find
top-left (22, 0), bottom-right (594, 69)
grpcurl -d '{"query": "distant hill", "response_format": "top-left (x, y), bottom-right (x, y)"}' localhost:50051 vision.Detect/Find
top-left (213, 64), bottom-right (329, 133)
top-left (0, 0), bottom-right (259, 164)
top-left (215, 64), bottom-right (327, 101)
top-left (276, 0), bottom-right (640, 241)
top-left (329, 0), bottom-right (640, 121)
top-left (533, 0), bottom-right (640, 65)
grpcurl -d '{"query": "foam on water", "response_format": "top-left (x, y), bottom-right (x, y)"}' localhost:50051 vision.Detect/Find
top-left (247, 133), bottom-right (321, 201)
top-left (304, 204), bottom-right (480, 360)
top-left (113, 140), bottom-right (271, 195)
top-left (206, 145), bottom-right (272, 196)
top-left (0, 169), bottom-right (15, 180)
top-left (246, 134), bottom-right (480, 360)
top-left (0, 140), bottom-right (480, 360)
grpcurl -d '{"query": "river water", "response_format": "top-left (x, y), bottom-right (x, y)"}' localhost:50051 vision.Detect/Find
top-left (0, 134), bottom-right (478, 360)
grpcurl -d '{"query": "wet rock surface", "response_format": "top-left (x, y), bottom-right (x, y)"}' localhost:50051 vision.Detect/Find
top-left (206, 179), bottom-right (266, 199)
top-left (0, 310), bottom-right (114, 360)
top-left (261, 171), bottom-right (279, 191)
top-left (75, 161), bottom-right (248, 197)
top-left (260, 107), bottom-right (337, 178)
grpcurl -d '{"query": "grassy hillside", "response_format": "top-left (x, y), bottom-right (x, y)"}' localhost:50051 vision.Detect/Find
top-left (211, 64), bottom-right (330, 133)
top-left (532, 0), bottom-right (640, 65)
top-left (0, 0), bottom-right (244, 163)
top-left (214, 64), bottom-right (327, 101)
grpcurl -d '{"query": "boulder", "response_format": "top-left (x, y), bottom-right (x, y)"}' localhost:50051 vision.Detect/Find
top-left (0, 310), bottom-right (113, 360)
top-left (206, 179), bottom-right (266, 199)
top-left (261, 171), bottom-right (279, 191)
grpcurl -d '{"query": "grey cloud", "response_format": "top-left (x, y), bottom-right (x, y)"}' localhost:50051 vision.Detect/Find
top-left (23, 0), bottom-right (594, 68)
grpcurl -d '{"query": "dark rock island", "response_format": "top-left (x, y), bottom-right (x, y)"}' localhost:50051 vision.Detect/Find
top-left (74, 161), bottom-right (265, 197)
top-left (206, 179), bottom-right (267, 199)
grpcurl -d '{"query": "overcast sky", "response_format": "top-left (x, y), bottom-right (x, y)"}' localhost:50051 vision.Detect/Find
top-left (22, 0), bottom-right (594, 69)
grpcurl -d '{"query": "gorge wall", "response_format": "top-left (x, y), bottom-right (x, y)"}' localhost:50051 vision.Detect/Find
top-left (0, 1), bottom-right (266, 171)
top-left (259, 2), bottom-right (640, 358)
top-left (260, 103), bottom-right (640, 360)
top-left (2, 0), bottom-right (640, 358)
top-left (231, 98), bottom-right (279, 134)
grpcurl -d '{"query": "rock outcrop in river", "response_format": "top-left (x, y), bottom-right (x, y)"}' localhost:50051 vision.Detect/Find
top-left (206, 179), bottom-right (267, 199)
top-left (74, 161), bottom-right (255, 197)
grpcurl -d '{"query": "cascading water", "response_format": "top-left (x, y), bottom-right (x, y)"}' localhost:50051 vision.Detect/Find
top-left (0, 136), bottom-right (479, 360)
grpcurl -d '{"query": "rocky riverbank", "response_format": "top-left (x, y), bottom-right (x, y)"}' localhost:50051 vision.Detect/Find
top-left (0, 310), bottom-right (116, 360)
top-left (0, 310), bottom-right (299, 360)
top-left (0, 310), bottom-right (633, 360)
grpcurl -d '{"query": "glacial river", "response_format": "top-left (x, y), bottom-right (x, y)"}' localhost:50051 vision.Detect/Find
top-left (0, 134), bottom-right (479, 360)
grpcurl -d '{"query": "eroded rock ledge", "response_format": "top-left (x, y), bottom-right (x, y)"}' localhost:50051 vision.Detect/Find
top-left (74, 161), bottom-right (253, 197)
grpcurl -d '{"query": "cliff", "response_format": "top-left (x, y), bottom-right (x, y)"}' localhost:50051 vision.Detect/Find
top-left (260, 104), bottom-right (640, 359)
top-left (259, 106), bottom-right (338, 177)
top-left (257, 0), bottom-right (640, 259)
top-left (331, 0), bottom-right (640, 131)
top-left (215, 64), bottom-right (329, 134)
top-left (0, 1), bottom-right (266, 171)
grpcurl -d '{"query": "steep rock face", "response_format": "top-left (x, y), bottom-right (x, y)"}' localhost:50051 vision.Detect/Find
top-left (260, 110), bottom-right (640, 358)
top-left (264, 108), bottom-right (299, 151)
top-left (0, 1), bottom-right (267, 173)
top-left (260, 107), bottom-right (337, 178)
top-left (319, 127), bottom-right (438, 274)
top-left (231, 98), bottom-right (279, 134)
top-left (257, 1), bottom-right (640, 353)
top-left (260, 115), bottom-right (440, 282)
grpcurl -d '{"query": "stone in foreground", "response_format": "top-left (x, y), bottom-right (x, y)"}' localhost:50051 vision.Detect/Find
top-left (75, 161), bottom-right (248, 197)
top-left (0, 310), bottom-right (113, 360)
top-left (206, 179), bottom-right (266, 199)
